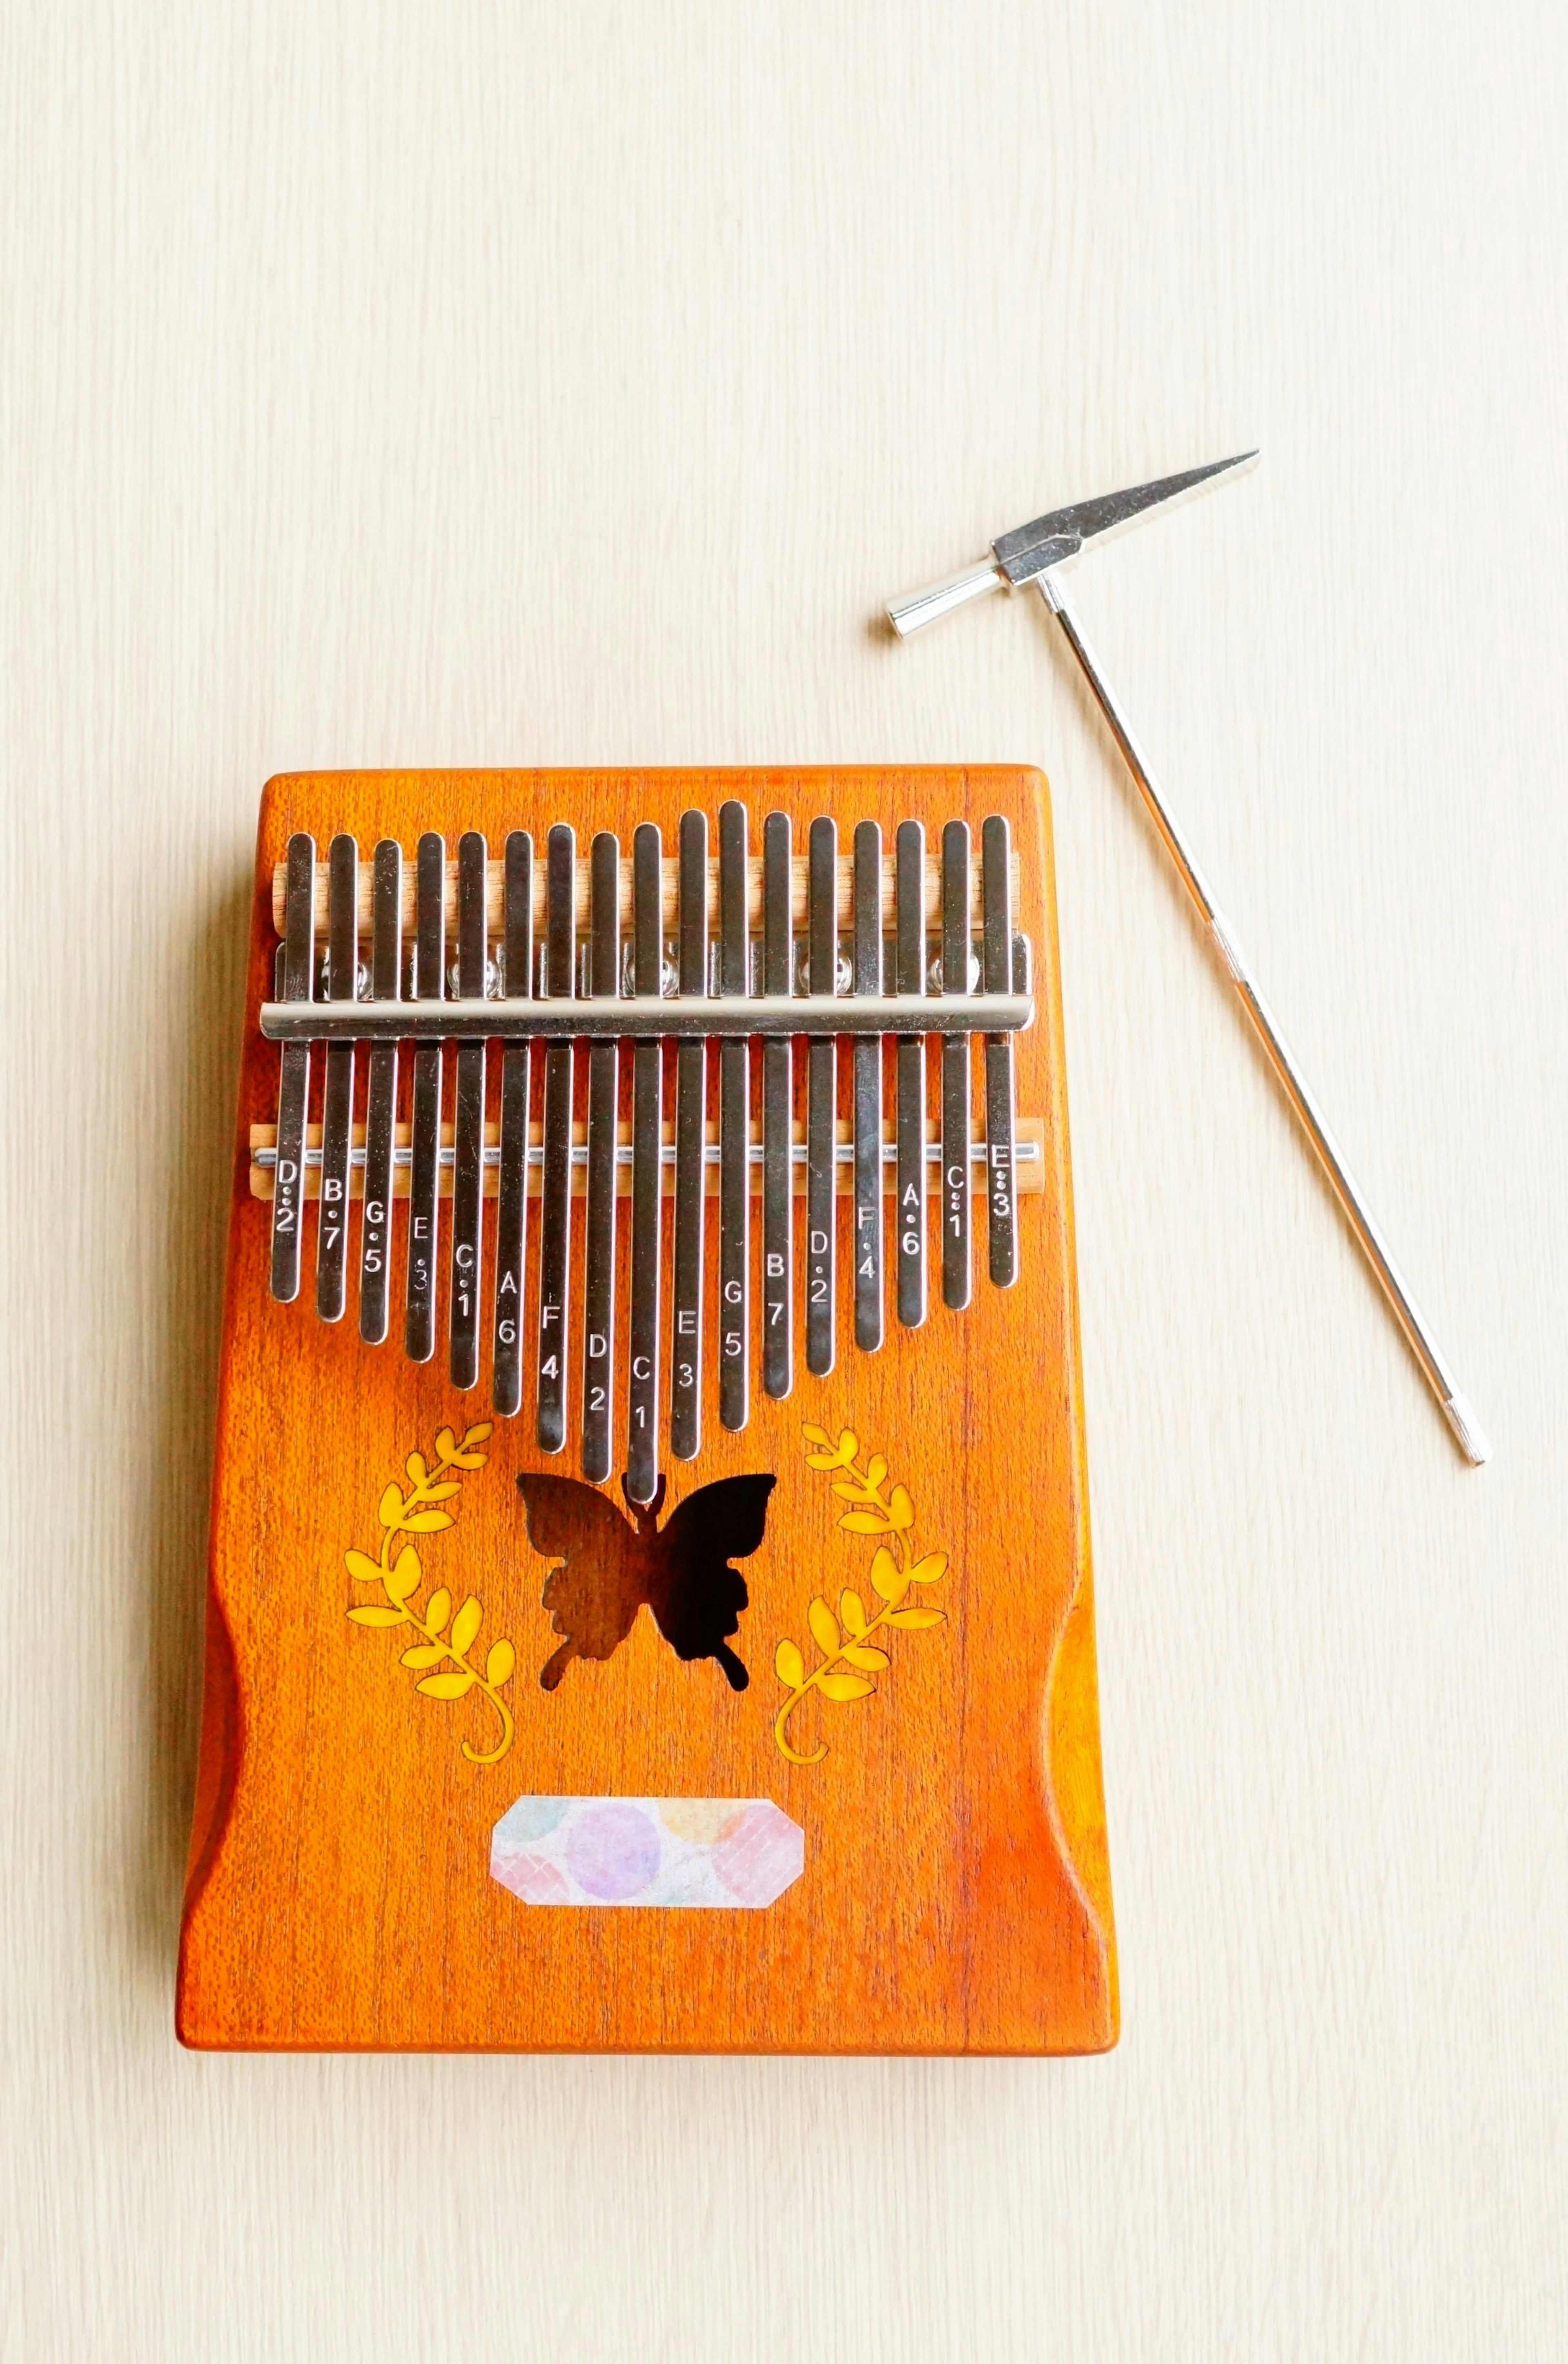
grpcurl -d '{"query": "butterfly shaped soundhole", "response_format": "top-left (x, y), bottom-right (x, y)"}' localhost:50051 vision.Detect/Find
top-left (516, 1471), bottom-right (777, 1693)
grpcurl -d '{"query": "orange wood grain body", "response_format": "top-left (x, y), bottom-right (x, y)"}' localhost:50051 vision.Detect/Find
top-left (177, 767), bottom-right (1117, 2054)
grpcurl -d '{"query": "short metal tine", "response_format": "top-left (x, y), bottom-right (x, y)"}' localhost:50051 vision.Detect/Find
top-left (581, 831), bottom-right (620, 1482)
top-left (404, 832), bottom-right (446, 1361)
top-left (895, 819), bottom-right (927, 1329)
top-left (852, 819), bottom-right (884, 1351)
top-left (626, 822), bottom-right (664, 1504)
top-left (717, 799), bottom-right (750, 1430)
top-left (536, 823), bottom-right (575, 1453)
top-left (941, 819), bottom-right (972, 1310)
top-left (670, 809), bottom-right (708, 1461)
top-left (492, 831), bottom-right (533, 1417)
top-left (269, 831), bottom-right (316, 1303)
top-left (314, 834), bottom-right (357, 1321)
top-left (981, 815), bottom-right (1018, 1287)
top-left (761, 810), bottom-right (793, 1399)
top-left (806, 816), bottom-right (838, 1376)
top-left (449, 830), bottom-right (488, 1386)
top-left (359, 838), bottom-right (401, 1344)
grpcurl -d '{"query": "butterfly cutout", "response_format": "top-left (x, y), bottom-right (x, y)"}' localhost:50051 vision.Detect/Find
top-left (516, 1470), bottom-right (777, 1693)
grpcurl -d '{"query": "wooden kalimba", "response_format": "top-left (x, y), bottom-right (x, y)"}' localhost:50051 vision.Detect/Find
top-left (178, 767), bottom-right (1117, 2053)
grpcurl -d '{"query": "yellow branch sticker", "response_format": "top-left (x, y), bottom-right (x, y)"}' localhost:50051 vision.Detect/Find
top-left (772, 1424), bottom-right (949, 1766)
top-left (343, 1420), bottom-right (514, 1765)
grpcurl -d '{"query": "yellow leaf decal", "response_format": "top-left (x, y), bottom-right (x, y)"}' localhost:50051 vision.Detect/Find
top-left (416, 1671), bottom-right (476, 1701)
top-left (807, 1597), bottom-right (840, 1654)
top-left (818, 1671), bottom-right (875, 1703)
top-left (775, 1418), bottom-right (952, 1767)
top-left (384, 1546), bottom-right (422, 1604)
top-left (342, 1422), bottom-right (508, 1765)
top-left (869, 1546), bottom-right (907, 1603)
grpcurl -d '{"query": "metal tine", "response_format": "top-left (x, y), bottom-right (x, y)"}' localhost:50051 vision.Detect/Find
top-left (717, 800), bottom-right (750, 1430)
top-left (895, 819), bottom-right (927, 1328)
top-left (805, 817), bottom-right (838, 1376)
top-left (359, 838), bottom-right (402, 1344)
top-left (625, 823), bottom-right (664, 1504)
top-left (941, 820), bottom-right (972, 1310)
top-left (981, 815), bottom-right (1018, 1286)
top-left (315, 834), bottom-right (357, 1321)
top-left (581, 831), bottom-right (620, 1482)
top-left (404, 832), bottom-right (445, 1361)
top-left (491, 832), bottom-right (533, 1416)
top-left (270, 831), bottom-right (316, 1303)
top-left (449, 830), bottom-right (488, 1386)
top-left (760, 811), bottom-right (793, 1399)
top-left (670, 810), bottom-right (708, 1461)
top-left (852, 820), bottom-right (884, 1350)
top-left (536, 823), bottom-right (575, 1453)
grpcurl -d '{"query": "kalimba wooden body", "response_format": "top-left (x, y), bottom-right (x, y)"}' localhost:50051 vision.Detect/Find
top-left (177, 765), bottom-right (1117, 2053)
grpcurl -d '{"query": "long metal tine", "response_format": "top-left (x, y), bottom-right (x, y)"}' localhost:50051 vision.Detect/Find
top-left (670, 810), bottom-right (708, 1461)
top-left (358, 838), bottom-right (402, 1344)
top-left (761, 811), bottom-right (794, 1399)
top-left (852, 819), bottom-right (884, 1350)
top-left (315, 832), bottom-right (357, 1321)
top-left (806, 817), bottom-right (838, 1376)
top-left (269, 831), bottom-right (316, 1303)
top-left (449, 830), bottom-right (488, 1386)
top-left (404, 832), bottom-right (445, 1360)
top-left (581, 830), bottom-right (620, 1481)
top-left (626, 822), bottom-right (664, 1504)
top-left (492, 831), bottom-right (532, 1416)
top-left (981, 815), bottom-right (1018, 1286)
top-left (895, 819), bottom-right (927, 1328)
top-left (941, 820), bottom-right (972, 1310)
top-left (536, 823), bottom-right (575, 1453)
top-left (718, 800), bottom-right (750, 1430)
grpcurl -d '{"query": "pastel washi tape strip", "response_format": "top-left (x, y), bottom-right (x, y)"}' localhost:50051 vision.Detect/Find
top-left (490, 1796), bottom-right (804, 1909)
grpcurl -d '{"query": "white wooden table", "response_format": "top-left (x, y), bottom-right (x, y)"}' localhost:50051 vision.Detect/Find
top-left (2, 3), bottom-right (1563, 2355)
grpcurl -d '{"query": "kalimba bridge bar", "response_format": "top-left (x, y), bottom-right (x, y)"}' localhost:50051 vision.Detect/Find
top-left (257, 802), bottom-right (1036, 1501)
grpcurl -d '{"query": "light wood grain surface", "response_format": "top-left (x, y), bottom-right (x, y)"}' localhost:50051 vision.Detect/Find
top-left (2, 2), bottom-right (1564, 2356)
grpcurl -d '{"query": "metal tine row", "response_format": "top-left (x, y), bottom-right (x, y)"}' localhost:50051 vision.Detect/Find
top-left (267, 803), bottom-right (1020, 1499)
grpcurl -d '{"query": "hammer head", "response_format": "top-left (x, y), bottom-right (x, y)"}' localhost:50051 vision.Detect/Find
top-left (885, 450), bottom-right (1258, 636)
